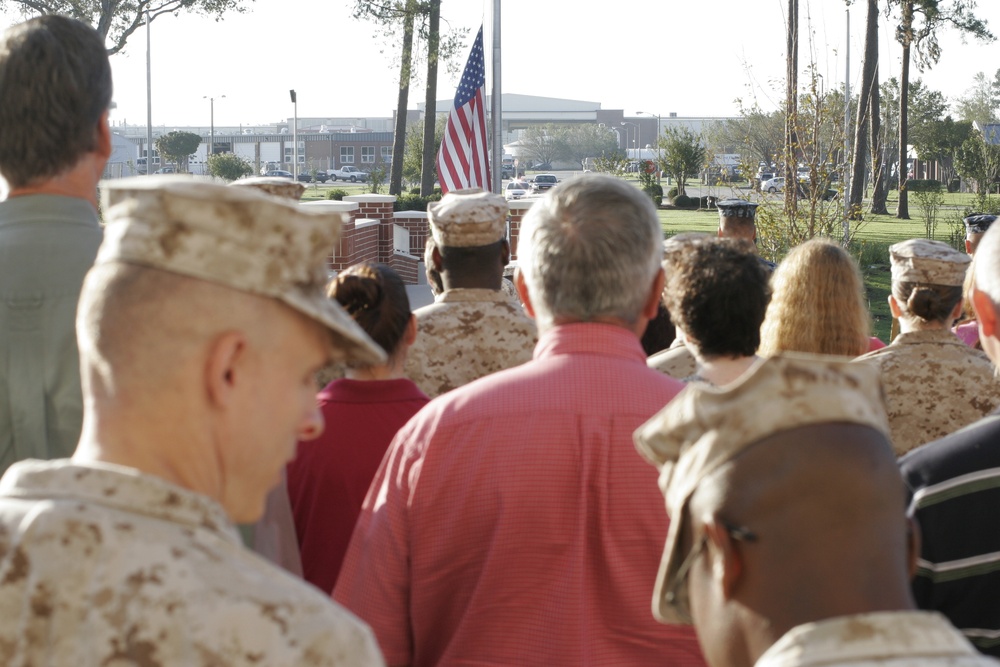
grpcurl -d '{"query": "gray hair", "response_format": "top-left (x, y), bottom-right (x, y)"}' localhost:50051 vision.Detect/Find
top-left (975, 223), bottom-right (1000, 304)
top-left (518, 174), bottom-right (662, 328)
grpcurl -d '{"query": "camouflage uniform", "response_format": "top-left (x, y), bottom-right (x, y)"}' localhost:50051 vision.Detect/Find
top-left (0, 459), bottom-right (385, 666)
top-left (856, 330), bottom-right (1000, 456)
top-left (405, 288), bottom-right (537, 398)
top-left (647, 341), bottom-right (697, 381)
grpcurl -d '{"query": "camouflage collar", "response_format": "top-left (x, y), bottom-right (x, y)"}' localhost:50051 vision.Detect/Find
top-left (0, 459), bottom-right (239, 541)
top-left (435, 288), bottom-right (511, 304)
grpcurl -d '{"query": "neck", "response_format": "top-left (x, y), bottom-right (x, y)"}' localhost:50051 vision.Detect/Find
top-left (7, 157), bottom-right (102, 210)
top-left (694, 353), bottom-right (758, 386)
top-left (441, 276), bottom-right (501, 292)
top-left (345, 349), bottom-right (407, 381)
top-left (898, 317), bottom-right (950, 334)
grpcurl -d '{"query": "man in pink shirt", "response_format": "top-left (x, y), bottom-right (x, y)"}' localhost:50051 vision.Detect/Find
top-left (335, 174), bottom-right (704, 667)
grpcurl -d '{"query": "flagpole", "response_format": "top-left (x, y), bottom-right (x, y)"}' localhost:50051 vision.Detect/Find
top-left (491, 0), bottom-right (502, 194)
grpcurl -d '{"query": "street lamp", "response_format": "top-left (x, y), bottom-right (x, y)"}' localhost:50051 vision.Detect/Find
top-left (290, 89), bottom-right (298, 179)
top-left (204, 95), bottom-right (225, 163)
top-left (621, 121), bottom-right (639, 162)
top-left (637, 110), bottom-right (662, 184)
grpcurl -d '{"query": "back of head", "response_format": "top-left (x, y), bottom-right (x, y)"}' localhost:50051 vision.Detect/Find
top-left (663, 238), bottom-right (770, 358)
top-left (0, 15), bottom-right (112, 188)
top-left (519, 173), bottom-right (662, 327)
top-left (328, 262), bottom-right (411, 365)
top-left (975, 223), bottom-right (1000, 305)
top-left (759, 238), bottom-right (870, 357)
top-left (718, 217), bottom-right (756, 242)
top-left (890, 238), bottom-right (967, 325)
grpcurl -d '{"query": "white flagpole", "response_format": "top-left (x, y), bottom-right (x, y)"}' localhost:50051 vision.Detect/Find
top-left (491, 0), bottom-right (502, 194)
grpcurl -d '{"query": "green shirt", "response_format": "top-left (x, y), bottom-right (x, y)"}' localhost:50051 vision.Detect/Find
top-left (0, 194), bottom-right (102, 474)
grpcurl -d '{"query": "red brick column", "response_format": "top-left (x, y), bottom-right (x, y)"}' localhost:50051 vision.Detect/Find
top-left (299, 200), bottom-right (363, 272)
top-left (344, 194), bottom-right (397, 264)
top-left (393, 211), bottom-right (429, 258)
top-left (506, 200), bottom-right (535, 262)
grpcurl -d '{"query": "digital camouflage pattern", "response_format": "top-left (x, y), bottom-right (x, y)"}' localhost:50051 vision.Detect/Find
top-left (756, 611), bottom-right (997, 667)
top-left (100, 177), bottom-right (384, 366)
top-left (230, 176), bottom-right (306, 201)
top-left (889, 239), bottom-right (970, 287)
top-left (405, 288), bottom-right (536, 398)
top-left (428, 189), bottom-right (508, 248)
top-left (856, 330), bottom-right (1000, 456)
top-left (0, 460), bottom-right (385, 667)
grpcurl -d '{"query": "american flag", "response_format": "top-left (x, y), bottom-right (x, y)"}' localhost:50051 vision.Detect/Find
top-left (436, 25), bottom-right (491, 194)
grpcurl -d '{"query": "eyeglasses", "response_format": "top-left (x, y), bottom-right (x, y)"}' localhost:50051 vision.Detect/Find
top-left (665, 520), bottom-right (758, 624)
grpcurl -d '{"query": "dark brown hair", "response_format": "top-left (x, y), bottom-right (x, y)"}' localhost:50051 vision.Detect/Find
top-left (328, 263), bottom-right (411, 360)
top-left (892, 281), bottom-right (963, 324)
top-left (0, 15), bottom-right (113, 187)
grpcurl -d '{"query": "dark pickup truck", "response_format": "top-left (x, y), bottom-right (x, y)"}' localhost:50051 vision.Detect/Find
top-left (530, 174), bottom-right (558, 193)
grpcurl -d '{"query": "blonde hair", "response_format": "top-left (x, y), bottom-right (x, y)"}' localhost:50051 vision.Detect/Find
top-left (759, 239), bottom-right (871, 357)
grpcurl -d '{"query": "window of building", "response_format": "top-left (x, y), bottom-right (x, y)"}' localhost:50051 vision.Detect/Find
top-left (381, 145), bottom-right (392, 161)
top-left (361, 146), bottom-right (375, 163)
top-left (341, 146), bottom-right (354, 164)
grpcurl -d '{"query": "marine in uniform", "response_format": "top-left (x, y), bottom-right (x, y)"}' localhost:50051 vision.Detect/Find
top-left (0, 178), bottom-right (386, 666)
top-left (716, 198), bottom-right (776, 271)
top-left (405, 189), bottom-right (536, 398)
top-left (856, 239), bottom-right (1000, 456)
top-left (635, 353), bottom-right (997, 667)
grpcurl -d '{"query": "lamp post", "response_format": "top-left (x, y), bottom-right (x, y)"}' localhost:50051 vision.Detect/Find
top-left (621, 121), bottom-right (638, 162)
top-left (289, 89), bottom-right (298, 179)
top-left (204, 95), bottom-right (225, 164)
top-left (637, 110), bottom-right (662, 184)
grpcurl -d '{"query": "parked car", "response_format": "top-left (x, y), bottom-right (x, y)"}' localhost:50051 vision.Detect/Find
top-left (762, 176), bottom-right (785, 193)
top-left (296, 172), bottom-right (312, 183)
top-left (264, 170), bottom-right (293, 179)
top-left (505, 180), bottom-right (529, 200)
top-left (327, 166), bottom-right (368, 182)
top-left (313, 171), bottom-right (330, 183)
top-left (530, 162), bottom-right (552, 171)
top-left (530, 174), bottom-right (558, 193)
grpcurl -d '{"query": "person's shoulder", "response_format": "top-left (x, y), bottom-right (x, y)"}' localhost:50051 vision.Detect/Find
top-left (901, 414), bottom-right (1000, 490)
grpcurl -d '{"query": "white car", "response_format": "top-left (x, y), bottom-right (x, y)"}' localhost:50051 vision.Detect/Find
top-left (505, 180), bottom-right (529, 200)
top-left (761, 176), bottom-right (785, 193)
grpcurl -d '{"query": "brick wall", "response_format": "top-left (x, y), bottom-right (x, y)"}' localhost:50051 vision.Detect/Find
top-left (387, 250), bottom-right (419, 284)
top-left (345, 194), bottom-right (397, 266)
top-left (393, 210), bottom-right (429, 257)
top-left (506, 200), bottom-right (535, 261)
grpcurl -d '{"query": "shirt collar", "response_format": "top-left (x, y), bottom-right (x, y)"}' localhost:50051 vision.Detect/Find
top-left (893, 329), bottom-right (964, 346)
top-left (435, 288), bottom-right (510, 304)
top-left (0, 459), bottom-right (240, 543)
top-left (534, 322), bottom-right (646, 363)
top-left (757, 611), bottom-right (978, 667)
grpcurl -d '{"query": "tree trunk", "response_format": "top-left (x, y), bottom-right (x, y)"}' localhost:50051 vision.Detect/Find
top-left (849, 0), bottom-right (878, 220)
top-left (389, 0), bottom-right (417, 196)
top-left (784, 0), bottom-right (799, 217)
top-left (420, 0), bottom-right (441, 196)
top-left (870, 74), bottom-right (889, 214)
top-left (896, 1), bottom-right (913, 220)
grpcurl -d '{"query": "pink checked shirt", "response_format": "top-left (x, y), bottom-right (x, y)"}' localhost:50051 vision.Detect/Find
top-left (335, 323), bottom-right (705, 667)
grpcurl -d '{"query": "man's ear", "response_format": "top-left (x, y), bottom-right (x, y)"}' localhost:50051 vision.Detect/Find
top-left (205, 331), bottom-right (247, 408)
top-left (431, 245), bottom-right (443, 272)
top-left (973, 286), bottom-right (998, 338)
top-left (703, 518), bottom-right (744, 601)
top-left (94, 110), bottom-right (112, 160)
top-left (906, 516), bottom-right (922, 581)
top-left (643, 267), bottom-right (666, 322)
top-left (515, 269), bottom-right (535, 319)
top-left (966, 239), bottom-right (974, 255)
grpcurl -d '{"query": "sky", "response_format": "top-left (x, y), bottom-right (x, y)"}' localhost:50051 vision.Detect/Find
top-left (3, 0), bottom-right (999, 130)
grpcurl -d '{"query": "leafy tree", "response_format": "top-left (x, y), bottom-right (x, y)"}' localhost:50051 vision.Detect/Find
top-left (849, 0), bottom-right (880, 219)
top-left (519, 125), bottom-right (562, 167)
top-left (956, 134), bottom-right (1000, 197)
top-left (889, 0), bottom-right (993, 219)
top-left (911, 116), bottom-right (973, 183)
top-left (708, 106), bottom-right (784, 169)
top-left (206, 153), bottom-right (252, 181)
top-left (1, 0), bottom-right (250, 55)
top-left (402, 116), bottom-right (443, 188)
top-left (559, 124), bottom-right (618, 169)
top-left (954, 69), bottom-right (1000, 126)
top-left (155, 131), bottom-right (201, 173)
top-left (657, 127), bottom-right (705, 197)
top-left (592, 153), bottom-right (629, 178)
top-left (419, 0), bottom-right (440, 196)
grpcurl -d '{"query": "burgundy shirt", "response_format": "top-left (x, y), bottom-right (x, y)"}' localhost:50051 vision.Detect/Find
top-left (287, 378), bottom-right (428, 594)
top-left (335, 323), bottom-right (705, 667)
